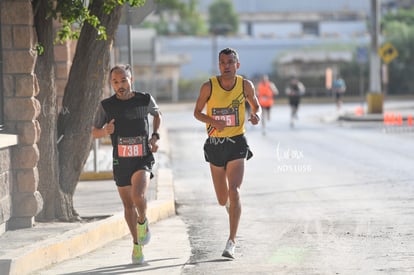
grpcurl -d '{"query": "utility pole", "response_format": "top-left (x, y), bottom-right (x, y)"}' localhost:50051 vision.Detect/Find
top-left (367, 0), bottom-right (383, 114)
top-left (0, 18), bottom-right (4, 131)
top-left (127, 5), bottom-right (133, 67)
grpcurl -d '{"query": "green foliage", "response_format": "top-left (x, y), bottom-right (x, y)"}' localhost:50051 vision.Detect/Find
top-left (50, 0), bottom-right (145, 43)
top-left (382, 8), bottom-right (414, 94)
top-left (147, 0), bottom-right (207, 35)
top-left (382, 7), bottom-right (414, 27)
top-left (34, 43), bottom-right (45, 56)
top-left (154, 0), bottom-right (184, 11)
top-left (175, 0), bottom-right (207, 35)
top-left (208, 0), bottom-right (238, 34)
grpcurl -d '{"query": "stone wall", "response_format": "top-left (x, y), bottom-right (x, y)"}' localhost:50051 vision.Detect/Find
top-left (0, 0), bottom-right (43, 231)
top-left (0, 145), bottom-right (13, 233)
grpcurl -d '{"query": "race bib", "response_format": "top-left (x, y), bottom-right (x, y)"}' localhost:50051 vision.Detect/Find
top-left (117, 136), bottom-right (147, 158)
top-left (212, 107), bottom-right (239, 127)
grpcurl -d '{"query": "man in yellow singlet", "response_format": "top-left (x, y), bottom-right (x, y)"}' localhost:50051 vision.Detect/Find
top-left (194, 47), bottom-right (262, 259)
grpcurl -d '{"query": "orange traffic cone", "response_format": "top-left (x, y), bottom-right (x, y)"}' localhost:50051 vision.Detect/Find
top-left (396, 113), bottom-right (403, 126)
top-left (383, 112), bottom-right (390, 125)
top-left (355, 106), bottom-right (364, 116)
top-left (384, 112), bottom-right (393, 125)
top-left (407, 114), bottom-right (413, 126)
top-left (389, 112), bottom-right (396, 125)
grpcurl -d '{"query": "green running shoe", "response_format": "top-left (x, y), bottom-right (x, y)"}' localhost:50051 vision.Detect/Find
top-left (137, 218), bottom-right (151, 245)
top-left (132, 243), bottom-right (144, 264)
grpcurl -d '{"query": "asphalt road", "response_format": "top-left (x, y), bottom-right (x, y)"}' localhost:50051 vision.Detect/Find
top-left (33, 101), bottom-right (414, 275)
top-left (165, 102), bottom-right (414, 274)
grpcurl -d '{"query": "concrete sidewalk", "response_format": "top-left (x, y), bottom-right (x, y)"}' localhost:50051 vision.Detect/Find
top-left (0, 128), bottom-right (176, 275)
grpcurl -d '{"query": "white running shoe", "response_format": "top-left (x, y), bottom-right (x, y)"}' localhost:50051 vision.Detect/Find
top-left (222, 239), bottom-right (235, 259)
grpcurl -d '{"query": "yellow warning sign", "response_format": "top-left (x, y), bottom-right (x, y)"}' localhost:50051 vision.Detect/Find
top-left (378, 42), bottom-right (398, 64)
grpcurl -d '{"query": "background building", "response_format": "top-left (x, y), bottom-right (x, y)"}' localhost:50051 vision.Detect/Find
top-left (123, 0), bottom-right (412, 101)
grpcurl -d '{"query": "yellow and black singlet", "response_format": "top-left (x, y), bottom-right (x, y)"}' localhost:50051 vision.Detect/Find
top-left (206, 75), bottom-right (246, 137)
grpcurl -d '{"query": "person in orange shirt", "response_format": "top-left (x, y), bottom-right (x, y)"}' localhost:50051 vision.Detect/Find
top-left (257, 74), bottom-right (278, 134)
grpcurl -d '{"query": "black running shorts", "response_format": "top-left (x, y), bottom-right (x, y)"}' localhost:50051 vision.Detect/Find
top-left (203, 134), bottom-right (253, 168)
top-left (113, 154), bottom-right (155, 187)
top-left (289, 95), bottom-right (300, 108)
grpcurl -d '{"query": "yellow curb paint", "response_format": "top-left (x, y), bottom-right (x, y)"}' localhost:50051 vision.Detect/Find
top-left (79, 171), bottom-right (113, 181)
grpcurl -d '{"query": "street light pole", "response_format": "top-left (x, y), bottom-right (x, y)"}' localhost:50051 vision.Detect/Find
top-left (127, 6), bottom-right (133, 67)
top-left (367, 0), bottom-right (383, 114)
top-left (211, 34), bottom-right (218, 75)
top-left (210, 24), bottom-right (232, 76)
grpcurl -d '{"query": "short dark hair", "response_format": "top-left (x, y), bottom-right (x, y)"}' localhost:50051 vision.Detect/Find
top-left (110, 64), bottom-right (132, 78)
top-left (219, 47), bottom-right (239, 61)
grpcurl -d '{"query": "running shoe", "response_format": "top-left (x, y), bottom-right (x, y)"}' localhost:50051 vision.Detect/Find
top-left (222, 239), bottom-right (235, 259)
top-left (132, 243), bottom-right (144, 264)
top-left (137, 218), bottom-right (151, 245)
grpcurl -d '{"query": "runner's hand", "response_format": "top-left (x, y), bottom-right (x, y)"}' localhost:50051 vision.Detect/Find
top-left (248, 113), bottom-right (260, 125)
top-left (104, 119), bottom-right (115, 135)
top-left (212, 119), bottom-right (226, 131)
top-left (149, 137), bottom-right (159, 153)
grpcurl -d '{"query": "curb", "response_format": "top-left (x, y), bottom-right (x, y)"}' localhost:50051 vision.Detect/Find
top-left (338, 113), bottom-right (413, 123)
top-left (338, 114), bottom-right (383, 122)
top-left (79, 171), bottom-right (113, 181)
top-left (0, 167), bottom-right (175, 275)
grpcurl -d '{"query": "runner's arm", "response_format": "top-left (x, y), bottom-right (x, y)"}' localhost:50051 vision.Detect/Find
top-left (91, 105), bottom-right (113, 138)
top-left (244, 79), bottom-right (262, 125)
top-left (194, 81), bottom-right (226, 131)
top-left (92, 119), bottom-right (114, 138)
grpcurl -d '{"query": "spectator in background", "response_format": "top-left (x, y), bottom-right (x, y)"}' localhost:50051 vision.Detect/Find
top-left (332, 75), bottom-right (346, 111)
top-left (257, 74), bottom-right (279, 135)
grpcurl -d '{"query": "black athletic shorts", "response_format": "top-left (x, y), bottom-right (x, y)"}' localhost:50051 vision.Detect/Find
top-left (203, 134), bottom-right (253, 168)
top-left (113, 154), bottom-right (155, 187)
top-left (289, 95), bottom-right (300, 108)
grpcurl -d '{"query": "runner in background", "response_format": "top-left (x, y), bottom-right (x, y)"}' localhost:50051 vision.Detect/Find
top-left (257, 74), bottom-right (278, 135)
top-left (332, 75), bottom-right (346, 111)
top-left (285, 76), bottom-right (306, 128)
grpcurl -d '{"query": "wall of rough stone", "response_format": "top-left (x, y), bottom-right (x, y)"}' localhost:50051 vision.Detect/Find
top-left (0, 0), bottom-right (43, 231)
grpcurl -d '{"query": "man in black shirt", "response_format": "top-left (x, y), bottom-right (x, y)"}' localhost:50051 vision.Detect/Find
top-left (92, 64), bottom-right (161, 264)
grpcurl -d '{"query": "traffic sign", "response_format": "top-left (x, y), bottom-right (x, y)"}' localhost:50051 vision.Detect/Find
top-left (356, 47), bottom-right (368, 64)
top-left (378, 42), bottom-right (398, 64)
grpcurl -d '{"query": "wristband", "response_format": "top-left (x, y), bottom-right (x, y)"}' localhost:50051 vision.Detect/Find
top-left (152, 132), bottom-right (160, 140)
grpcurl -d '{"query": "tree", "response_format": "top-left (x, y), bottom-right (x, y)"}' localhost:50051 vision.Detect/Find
top-left (32, 0), bottom-right (152, 221)
top-left (382, 8), bottom-right (414, 94)
top-left (208, 0), bottom-right (238, 34)
top-left (142, 0), bottom-right (207, 35)
top-left (33, 0), bottom-right (61, 220)
top-left (175, 0), bottom-right (207, 35)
